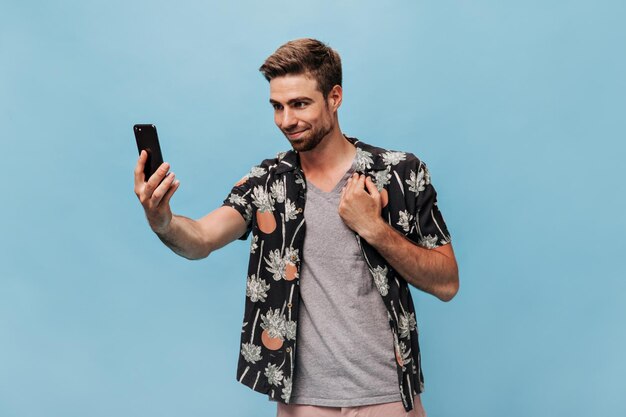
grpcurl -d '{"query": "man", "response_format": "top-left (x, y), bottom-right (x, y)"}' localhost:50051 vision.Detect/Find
top-left (133, 38), bottom-right (458, 417)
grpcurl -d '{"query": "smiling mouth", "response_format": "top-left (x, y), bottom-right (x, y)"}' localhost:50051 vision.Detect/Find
top-left (287, 130), bottom-right (307, 139)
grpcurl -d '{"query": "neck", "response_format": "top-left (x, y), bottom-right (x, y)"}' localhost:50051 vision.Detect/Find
top-left (298, 124), bottom-right (356, 175)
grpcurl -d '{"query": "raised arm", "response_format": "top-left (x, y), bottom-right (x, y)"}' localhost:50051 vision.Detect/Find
top-left (133, 150), bottom-right (246, 260)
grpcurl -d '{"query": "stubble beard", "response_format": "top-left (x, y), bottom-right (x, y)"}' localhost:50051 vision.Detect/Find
top-left (285, 119), bottom-right (334, 153)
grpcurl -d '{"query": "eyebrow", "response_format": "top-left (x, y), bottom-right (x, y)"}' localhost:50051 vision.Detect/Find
top-left (269, 97), bottom-right (313, 105)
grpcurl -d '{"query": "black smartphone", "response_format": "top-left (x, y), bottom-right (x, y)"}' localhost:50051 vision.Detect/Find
top-left (133, 124), bottom-right (164, 181)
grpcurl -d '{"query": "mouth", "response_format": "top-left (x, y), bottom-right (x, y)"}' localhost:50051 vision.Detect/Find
top-left (286, 129), bottom-right (307, 140)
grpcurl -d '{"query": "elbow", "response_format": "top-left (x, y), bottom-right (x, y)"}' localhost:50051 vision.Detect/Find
top-left (437, 272), bottom-right (459, 302)
top-left (180, 236), bottom-right (215, 260)
top-left (180, 244), bottom-right (213, 261)
top-left (182, 253), bottom-right (208, 261)
top-left (196, 240), bottom-right (216, 260)
top-left (189, 247), bottom-right (212, 261)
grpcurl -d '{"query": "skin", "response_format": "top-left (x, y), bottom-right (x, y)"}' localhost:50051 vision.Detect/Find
top-left (268, 73), bottom-right (356, 191)
top-left (133, 73), bottom-right (458, 300)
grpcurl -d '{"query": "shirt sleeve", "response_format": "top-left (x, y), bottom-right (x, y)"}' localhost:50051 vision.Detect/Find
top-left (406, 157), bottom-right (452, 249)
top-left (222, 172), bottom-right (256, 241)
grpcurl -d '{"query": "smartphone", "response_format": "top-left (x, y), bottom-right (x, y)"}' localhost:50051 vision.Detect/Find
top-left (133, 124), bottom-right (164, 181)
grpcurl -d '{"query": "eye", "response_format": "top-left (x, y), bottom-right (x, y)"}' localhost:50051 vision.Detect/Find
top-left (294, 101), bottom-right (307, 109)
top-left (272, 103), bottom-right (283, 111)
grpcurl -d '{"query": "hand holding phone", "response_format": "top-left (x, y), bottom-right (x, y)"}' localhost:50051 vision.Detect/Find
top-left (134, 124), bottom-right (164, 181)
top-left (133, 124), bottom-right (180, 233)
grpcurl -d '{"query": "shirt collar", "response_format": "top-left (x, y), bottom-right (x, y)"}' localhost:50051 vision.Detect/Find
top-left (275, 134), bottom-right (387, 174)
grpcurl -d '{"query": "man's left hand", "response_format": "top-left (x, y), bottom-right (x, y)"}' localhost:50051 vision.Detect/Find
top-left (338, 173), bottom-right (384, 238)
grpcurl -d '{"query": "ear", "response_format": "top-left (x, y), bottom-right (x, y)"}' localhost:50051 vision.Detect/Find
top-left (328, 84), bottom-right (343, 110)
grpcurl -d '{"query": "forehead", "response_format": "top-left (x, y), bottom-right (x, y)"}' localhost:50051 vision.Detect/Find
top-left (269, 74), bottom-right (322, 102)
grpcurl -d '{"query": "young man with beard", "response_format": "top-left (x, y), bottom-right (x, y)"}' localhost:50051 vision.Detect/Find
top-left (133, 38), bottom-right (458, 417)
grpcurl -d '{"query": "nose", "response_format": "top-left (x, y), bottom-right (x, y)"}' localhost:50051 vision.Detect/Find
top-left (280, 108), bottom-right (298, 131)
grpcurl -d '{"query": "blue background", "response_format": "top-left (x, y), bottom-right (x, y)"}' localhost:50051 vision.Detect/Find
top-left (1, 1), bottom-right (624, 416)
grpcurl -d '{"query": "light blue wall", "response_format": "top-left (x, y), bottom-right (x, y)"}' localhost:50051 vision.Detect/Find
top-left (1, 1), bottom-right (624, 416)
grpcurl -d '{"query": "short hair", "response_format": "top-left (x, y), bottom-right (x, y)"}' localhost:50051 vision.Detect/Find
top-left (259, 38), bottom-right (342, 99)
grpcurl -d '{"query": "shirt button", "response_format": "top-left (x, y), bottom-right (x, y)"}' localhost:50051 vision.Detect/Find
top-left (297, 208), bottom-right (303, 213)
top-left (287, 302), bottom-right (292, 309)
top-left (286, 347), bottom-right (291, 353)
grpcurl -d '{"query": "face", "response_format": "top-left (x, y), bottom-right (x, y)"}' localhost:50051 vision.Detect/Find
top-left (269, 74), bottom-right (339, 152)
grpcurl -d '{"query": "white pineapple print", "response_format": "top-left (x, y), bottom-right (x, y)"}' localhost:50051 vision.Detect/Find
top-left (354, 148), bottom-right (374, 171)
top-left (382, 151), bottom-right (406, 166)
top-left (246, 274), bottom-right (270, 302)
top-left (371, 265), bottom-right (390, 296)
top-left (252, 185), bottom-right (274, 213)
top-left (260, 308), bottom-right (286, 340)
top-left (406, 168), bottom-right (426, 195)
top-left (419, 234), bottom-right (439, 249)
top-left (241, 342), bottom-right (262, 364)
top-left (250, 234), bottom-right (259, 254)
top-left (265, 363), bottom-right (284, 386)
top-left (270, 180), bottom-right (286, 203)
top-left (398, 312), bottom-right (416, 339)
top-left (265, 249), bottom-right (286, 281)
top-left (228, 193), bottom-right (247, 206)
top-left (284, 199), bottom-right (298, 222)
top-left (281, 376), bottom-right (292, 401)
top-left (284, 320), bottom-right (297, 341)
top-left (397, 210), bottom-right (414, 233)
top-left (372, 166), bottom-right (391, 192)
top-left (248, 166), bottom-right (267, 178)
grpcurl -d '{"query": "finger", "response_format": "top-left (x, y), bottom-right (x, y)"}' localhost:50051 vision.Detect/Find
top-left (345, 172), bottom-right (358, 194)
top-left (344, 177), bottom-right (351, 195)
top-left (160, 179), bottom-right (180, 207)
top-left (151, 171), bottom-right (176, 205)
top-left (144, 162), bottom-right (171, 197)
top-left (339, 184), bottom-right (348, 202)
top-left (364, 176), bottom-right (380, 197)
top-left (356, 174), bottom-right (366, 192)
top-left (134, 150), bottom-right (148, 184)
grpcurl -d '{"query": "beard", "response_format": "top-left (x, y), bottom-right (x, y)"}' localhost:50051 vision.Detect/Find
top-left (283, 121), bottom-right (333, 152)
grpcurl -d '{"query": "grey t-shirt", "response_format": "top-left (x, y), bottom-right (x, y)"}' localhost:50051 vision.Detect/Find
top-left (289, 160), bottom-right (401, 407)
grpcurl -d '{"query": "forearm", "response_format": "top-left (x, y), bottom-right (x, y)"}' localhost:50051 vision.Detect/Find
top-left (361, 219), bottom-right (458, 301)
top-left (154, 215), bottom-right (211, 260)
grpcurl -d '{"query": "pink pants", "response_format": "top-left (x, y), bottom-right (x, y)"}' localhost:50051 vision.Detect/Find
top-left (276, 396), bottom-right (427, 417)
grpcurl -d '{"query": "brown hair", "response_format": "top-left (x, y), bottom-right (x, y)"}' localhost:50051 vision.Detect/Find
top-left (259, 38), bottom-right (342, 99)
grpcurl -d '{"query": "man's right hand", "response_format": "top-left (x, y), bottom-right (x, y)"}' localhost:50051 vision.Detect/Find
top-left (134, 150), bottom-right (180, 234)
top-left (132, 150), bottom-right (248, 259)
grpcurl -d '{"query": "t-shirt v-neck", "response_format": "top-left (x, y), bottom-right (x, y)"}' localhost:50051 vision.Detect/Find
top-left (305, 157), bottom-right (357, 196)
top-left (293, 153), bottom-right (401, 406)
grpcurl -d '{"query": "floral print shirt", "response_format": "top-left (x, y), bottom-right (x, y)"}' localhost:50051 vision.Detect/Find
top-left (222, 136), bottom-right (451, 412)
